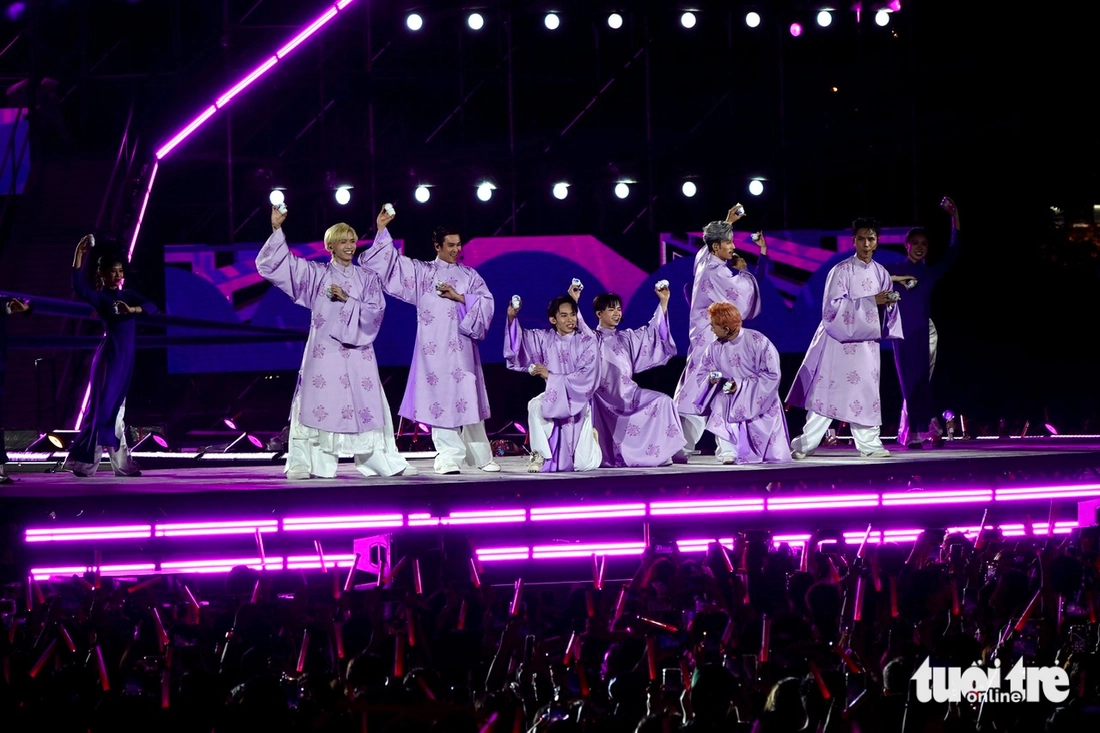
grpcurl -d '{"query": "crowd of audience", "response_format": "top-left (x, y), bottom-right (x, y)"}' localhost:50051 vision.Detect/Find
top-left (3, 522), bottom-right (1100, 732)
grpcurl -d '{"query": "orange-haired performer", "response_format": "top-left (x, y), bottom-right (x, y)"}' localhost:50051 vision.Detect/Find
top-left (693, 302), bottom-right (791, 464)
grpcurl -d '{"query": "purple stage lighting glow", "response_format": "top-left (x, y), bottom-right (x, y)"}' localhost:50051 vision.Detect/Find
top-left (25, 525), bottom-right (153, 543)
top-left (995, 484), bottom-right (1100, 501)
top-left (789, 22), bottom-right (803, 37)
top-left (223, 417), bottom-right (238, 430)
top-left (880, 489), bottom-right (992, 507)
top-left (514, 423), bottom-right (527, 435)
top-left (126, 158), bottom-right (159, 261)
top-left (247, 434), bottom-right (264, 448)
top-left (283, 514), bottom-right (403, 531)
top-left (767, 493), bottom-right (880, 511)
top-left (154, 520), bottom-right (278, 538)
top-left (530, 503), bottom-right (647, 521)
top-left (29, 521), bottom-right (1082, 579)
top-left (155, 1), bottom-right (355, 161)
top-left (649, 499), bottom-right (764, 516)
top-left (441, 510), bottom-right (528, 526)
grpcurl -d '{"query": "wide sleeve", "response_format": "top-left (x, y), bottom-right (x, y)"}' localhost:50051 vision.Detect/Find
top-left (540, 334), bottom-right (599, 421)
top-left (692, 341), bottom-right (721, 412)
top-left (928, 229), bottom-right (961, 282)
top-left (455, 270), bottom-right (494, 341)
top-left (821, 264), bottom-right (886, 343)
top-left (329, 271), bottom-right (386, 348)
top-left (752, 254), bottom-right (771, 280)
top-left (504, 319), bottom-right (546, 372)
top-left (357, 227), bottom-right (424, 305)
top-left (127, 290), bottom-right (159, 316)
top-left (625, 304), bottom-right (677, 373)
top-left (726, 336), bottom-right (782, 420)
top-left (256, 227), bottom-right (323, 309)
top-left (72, 260), bottom-right (113, 316)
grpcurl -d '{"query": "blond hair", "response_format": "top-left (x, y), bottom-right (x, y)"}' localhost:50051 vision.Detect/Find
top-left (323, 223), bottom-right (358, 251)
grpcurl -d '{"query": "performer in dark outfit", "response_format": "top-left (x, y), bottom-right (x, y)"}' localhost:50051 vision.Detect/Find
top-left (886, 197), bottom-right (961, 448)
top-left (1, 296), bottom-right (32, 484)
top-left (63, 236), bottom-right (156, 477)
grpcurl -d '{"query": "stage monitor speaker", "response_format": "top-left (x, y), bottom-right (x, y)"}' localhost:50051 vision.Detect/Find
top-left (351, 530), bottom-right (476, 593)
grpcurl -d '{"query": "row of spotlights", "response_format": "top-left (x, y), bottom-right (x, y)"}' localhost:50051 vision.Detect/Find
top-left (405, 10), bottom-right (893, 33)
top-left (269, 180), bottom-right (765, 207)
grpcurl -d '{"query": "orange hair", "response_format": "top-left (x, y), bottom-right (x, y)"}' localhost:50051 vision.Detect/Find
top-left (708, 302), bottom-right (743, 333)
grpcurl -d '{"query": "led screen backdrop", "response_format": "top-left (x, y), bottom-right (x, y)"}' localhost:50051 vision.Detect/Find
top-left (164, 229), bottom-right (913, 374)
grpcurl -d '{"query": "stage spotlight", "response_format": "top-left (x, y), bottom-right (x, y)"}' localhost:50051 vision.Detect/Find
top-left (406, 13), bottom-right (423, 31)
top-left (334, 186), bottom-right (351, 206)
top-left (476, 182), bottom-right (495, 202)
top-left (133, 433), bottom-right (171, 452)
top-left (27, 432), bottom-right (72, 452)
top-left (544, 13), bottom-right (560, 30)
top-left (607, 12), bottom-right (623, 29)
top-left (224, 433), bottom-right (266, 453)
top-left (467, 13), bottom-right (484, 31)
top-left (875, 10), bottom-right (890, 26)
top-left (817, 10), bottom-right (833, 27)
top-left (414, 185), bottom-right (431, 203)
top-left (268, 189), bottom-right (285, 207)
top-left (745, 12), bottom-right (761, 28)
top-left (223, 416), bottom-right (238, 430)
top-left (680, 12), bottom-right (697, 29)
top-left (748, 179), bottom-right (764, 196)
top-left (790, 22), bottom-right (803, 37)
top-left (552, 182), bottom-right (570, 200)
top-left (681, 181), bottom-right (697, 198)
top-left (614, 182), bottom-right (630, 199)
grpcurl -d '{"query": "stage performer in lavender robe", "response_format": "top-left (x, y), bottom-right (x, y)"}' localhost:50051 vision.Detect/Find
top-left (257, 205), bottom-right (415, 480)
top-left (505, 295), bottom-right (601, 473)
top-left (886, 196), bottom-right (961, 448)
top-left (64, 236), bottom-right (155, 477)
top-left (1, 295), bottom-right (31, 484)
top-left (672, 206), bottom-right (765, 463)
top-left (786, 217), bottom-right (903, 459)
top-left (570, 280), bottom-right (683, 467)
top-left (694, 303), bottom-right (791, 465)
top-left (360, 208), bottom-right (499, 475)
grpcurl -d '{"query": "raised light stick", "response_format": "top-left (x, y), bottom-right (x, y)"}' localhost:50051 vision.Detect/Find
top-left (510, 579), bottom-right (524, 617)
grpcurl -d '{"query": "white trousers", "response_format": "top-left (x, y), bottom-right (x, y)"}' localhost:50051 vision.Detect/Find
top-left (64, 400), bottom-right (140, 476)
top-left (285, 391), bottom-right (410, 479)
top-left (431, 422), bottom-right (494, 472)
top-left (791, 411), bottom-right (884, 455)
top-left (528, 395), bottom-right (601, 472)
top-left (929, 318), bottom-right (938, 380)
top-left (678, 414), bottom-right (708, 455)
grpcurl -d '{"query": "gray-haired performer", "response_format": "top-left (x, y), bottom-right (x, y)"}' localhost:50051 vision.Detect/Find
top-left (672, 206), bottom-right (765, 463)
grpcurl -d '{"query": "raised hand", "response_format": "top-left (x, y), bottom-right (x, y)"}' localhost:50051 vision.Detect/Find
top-left (376, 205), bottom-right (395, 232)
top-left (725, 204), bottom-right (746, 224)
top-left (271, 205), bottom-right (288, 230)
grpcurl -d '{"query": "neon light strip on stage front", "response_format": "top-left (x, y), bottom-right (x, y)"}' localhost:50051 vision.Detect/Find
top-left (31, 522), bottom-right (1078, 578)
top-left (23, 482), bottom-right (1100, 543)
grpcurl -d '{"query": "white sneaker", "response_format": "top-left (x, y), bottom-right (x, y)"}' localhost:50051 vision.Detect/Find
top-left (717, 456), bottom-right (735, 465)
top-left (527, 454), bottom-right (545, 473)
top-left (286, 469), bottom-right (311, 480)
top-left (480, 461), bottom-right (501, 472)
top-left (436, 463), bottom-right (461, 475)
top-left (861, 449), bottom-right (891, 458)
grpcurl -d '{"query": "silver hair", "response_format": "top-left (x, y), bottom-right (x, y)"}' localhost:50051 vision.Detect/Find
top-left (702, 220), bottom-right (733, 247)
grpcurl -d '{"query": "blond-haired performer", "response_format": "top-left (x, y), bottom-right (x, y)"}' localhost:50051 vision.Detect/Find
top-left (257, 205), bottom-right (416, 479)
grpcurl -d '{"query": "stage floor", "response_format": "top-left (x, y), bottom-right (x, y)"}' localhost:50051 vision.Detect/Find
top-left (8, 438), bottom-right (1100, 583)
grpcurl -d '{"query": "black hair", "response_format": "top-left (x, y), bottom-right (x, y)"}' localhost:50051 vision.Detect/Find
top-left (592, 292), bottom-right (621, 314)
top-left (547, 295), bottom-right (576, 319)
top-left (431, 225), bottom-right (461, 248)
top-left (852, 217), bottom-right (881, 237)
top-left (905, 226), bottom-right (928, 244)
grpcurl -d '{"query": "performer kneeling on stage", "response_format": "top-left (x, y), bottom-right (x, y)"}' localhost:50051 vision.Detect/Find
top-left (257, 204), bottom-right (416, 479)
top-left (694, 303), bottom-right (792, 465)
top-left (505, 295), bottom-right (601, 473)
